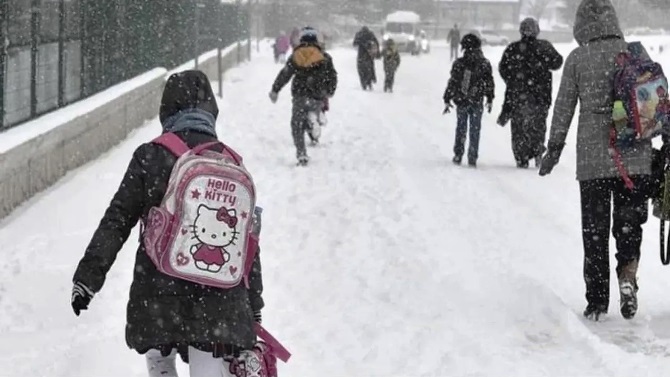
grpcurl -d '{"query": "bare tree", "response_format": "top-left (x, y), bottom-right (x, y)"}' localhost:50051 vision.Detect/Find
top-left (524, 0), bottom-right (554, 19)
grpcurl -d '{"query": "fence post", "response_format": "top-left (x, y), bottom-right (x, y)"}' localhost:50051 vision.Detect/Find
top-left (217, 43), bottom-right (222, 98)
top-left (0, 0), bottom-right (7, 129)
top-left (79, 0), bottom-right (85, 97)
top-left (30, 0), bottom-right (41, 117)
top-left (246, 0), bottom-right (251, 61)
top-left (57, 0), bottom-right (65, 107)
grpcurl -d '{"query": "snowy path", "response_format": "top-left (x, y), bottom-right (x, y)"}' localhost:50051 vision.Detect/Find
top-left (1, 39), bottom-right (670, 376)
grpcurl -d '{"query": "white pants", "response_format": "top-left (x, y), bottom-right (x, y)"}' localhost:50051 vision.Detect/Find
top-left (146, 347), bottom-right (261, 377)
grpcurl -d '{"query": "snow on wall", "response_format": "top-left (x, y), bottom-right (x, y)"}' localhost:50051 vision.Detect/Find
top-left (0, 42), bottom-right (250, 220)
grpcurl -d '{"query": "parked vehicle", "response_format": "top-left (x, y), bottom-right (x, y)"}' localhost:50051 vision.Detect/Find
top-left (470, 29), bottom-right (509, 46)
top-left (382, 11), bottom-right (422, 54)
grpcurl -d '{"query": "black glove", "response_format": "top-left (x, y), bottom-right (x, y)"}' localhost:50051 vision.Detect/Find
top-left (253, 310), bottom-right (262, 324)
top-left (485, 101), bottom-right (493, 114)
top-left (443, 103), bottom-right (453, 114)
top-left (539, 143), bottom-right (565, 176)
top-left (71, 281), bottom-right (94, 316)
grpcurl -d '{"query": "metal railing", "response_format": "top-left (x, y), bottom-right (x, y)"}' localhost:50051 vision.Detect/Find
top-left (0, 0), bottom-right (249, 131)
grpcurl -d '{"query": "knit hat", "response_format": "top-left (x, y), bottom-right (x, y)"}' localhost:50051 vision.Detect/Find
top-left (460, 33), bottom-right (481, 50)
top-left (520, 17), bottom-right (540, 38)
top-left (299, 26), bottom-right (319, 43)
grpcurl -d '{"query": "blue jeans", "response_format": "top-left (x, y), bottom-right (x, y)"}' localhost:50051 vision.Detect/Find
top-left (453, 105), bottom-right (483, 162)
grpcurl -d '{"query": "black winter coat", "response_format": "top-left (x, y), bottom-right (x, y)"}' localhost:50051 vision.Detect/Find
top-left (271, 42), bottom-right (338, 100)
top-left (499, 37), bottom-right (563, 108)
top-left (382, 46), bottom-right (400, 73)
top-left (443, 49), bottom-right (495, 107)
top-left (72, 130), bottom-right (264, 354)
top-left (353, 28), bottom-right (380, 61)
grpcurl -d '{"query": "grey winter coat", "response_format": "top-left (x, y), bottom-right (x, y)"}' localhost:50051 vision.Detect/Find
top-left (73, 71), bottom-right (264, 356)
top-left (546, 0), bottom-right (652, 181)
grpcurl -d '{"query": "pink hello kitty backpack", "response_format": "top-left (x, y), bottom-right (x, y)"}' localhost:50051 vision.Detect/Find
top-left (142, 132), bottom-right (259, 289)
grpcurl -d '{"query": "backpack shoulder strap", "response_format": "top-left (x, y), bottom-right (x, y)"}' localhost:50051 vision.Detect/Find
top-left (153, 132), bottom-right (190, 157)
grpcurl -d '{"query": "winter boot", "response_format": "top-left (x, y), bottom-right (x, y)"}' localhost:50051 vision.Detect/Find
top-left (583, 303), bottom-right (608, 321)
top-left (452, 155), bottom-right (462, 165)
top-left (618, 259), bottom-right (639, 320)
top-left (534, 156), bottom-right (542, 168)
top-left (468, 159), bottom-right (477, 168)
top-left (516, 160), bottom-right (529, 169)
top-left (297, 154), bottom-right (309, 166)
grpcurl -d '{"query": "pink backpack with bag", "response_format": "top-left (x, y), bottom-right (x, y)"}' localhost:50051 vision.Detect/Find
top-left (143, 132), bottom-right (259, 289)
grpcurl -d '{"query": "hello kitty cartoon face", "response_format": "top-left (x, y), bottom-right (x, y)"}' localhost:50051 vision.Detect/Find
top-left (191, 205), bottom-right (239, 247)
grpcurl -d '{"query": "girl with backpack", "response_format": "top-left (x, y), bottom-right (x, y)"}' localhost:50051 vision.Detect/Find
top-left (538, 0), bottom-right (655, 322)
top-left (70, 70), bottom-right (267, 377)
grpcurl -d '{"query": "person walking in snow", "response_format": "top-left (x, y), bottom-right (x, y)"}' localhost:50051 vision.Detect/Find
top-left (269, 26), bottom-right (338, 166)
top-left (353, 26), bottom-right (380, 90)
top-left (381, 38), bottom-right (401, 93)
top-left (443, 33), bottom-right (494, 168)
top-left (538, 0), bottom-right (652, 321)
top-left (447, 24), bottom-right (461, 61)
top-left (289, 27), bottom-right (301, 50)
top-left (498, 18), bottom-right (563, 168)
top-left (273, 31), bottom-right (291, 64)
top-left (70, 70), bottom-right (266, 377)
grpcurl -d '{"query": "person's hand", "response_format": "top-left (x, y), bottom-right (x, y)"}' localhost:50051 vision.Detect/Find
top-left (485, 101), bottom-right (493, 114)
top-left (71, 281), bottom-right (94, 316)
top-left (253, 310), bottom-right (262, 324)
top-left (443, 103), bottom-right (453, 114)
top-left (539, 143), bottom-right (565, 176)
top-left (269, 91), bottom-right (278, 103)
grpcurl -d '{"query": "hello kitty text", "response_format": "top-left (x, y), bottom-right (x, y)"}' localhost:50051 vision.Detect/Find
top-left (204, 178), bottom-right (237, 206)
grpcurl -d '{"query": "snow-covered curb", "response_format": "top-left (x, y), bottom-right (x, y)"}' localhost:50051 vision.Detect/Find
top-left (0, 42), bottom-right (250, 219)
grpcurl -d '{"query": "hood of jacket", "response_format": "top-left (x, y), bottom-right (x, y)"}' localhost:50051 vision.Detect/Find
top-left (573, 0), bottom-right (623, 45)
top-left (292, 44), bottom-right (326, 68)
top-left (462, 48), bottom-right (484, 64)
top-left (159, 70), bottom-right (219, 125)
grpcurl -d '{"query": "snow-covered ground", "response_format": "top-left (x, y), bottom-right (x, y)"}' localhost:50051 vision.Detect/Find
top-left (1, 38), bottom-right (670, 376)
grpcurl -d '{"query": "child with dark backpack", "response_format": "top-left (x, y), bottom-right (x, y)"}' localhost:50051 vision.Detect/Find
top-left (269, 26), bottom-right (338, 166)
top-left (71, 70), bottom-right (290, 377)
top-left (381, 38), bottom-right (401, 93)
top-left (442, 34), bottom-right (494, 168)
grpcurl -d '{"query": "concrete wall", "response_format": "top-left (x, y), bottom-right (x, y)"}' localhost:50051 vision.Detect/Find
top-left (0, 42), bottom-right (250, 220)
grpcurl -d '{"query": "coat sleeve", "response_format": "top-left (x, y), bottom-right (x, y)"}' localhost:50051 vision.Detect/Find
top-left (498, 45), bottom-right (514, 83)
top-left (539, 40), bottom-right (564, 71)
top-left (483, 60), bottom-right (495, 103)
top-left (72, 146), bottom-right (148, 292)
top-left (323, 54), bottom-right (338, 97)
top-left (547, 50), bottom-right (579, 150)
top-left (247, 249), bottom-right (264, 313)
top-left (443, 60), bottom-right (463, 104)
top-left (271, 59), bottom-right (296, 94)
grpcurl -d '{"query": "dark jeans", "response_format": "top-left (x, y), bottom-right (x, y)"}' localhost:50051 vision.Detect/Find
top-left (291, 97), bottom-right (323, 158)
top-left (453, 105), bottom-right (483, 162)
top-left (384, 69), bottom-right (396, 91)
top-left (579, 177), bottom-right (649, 310)
top-left (510, 101), bottom-right (549, 164)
